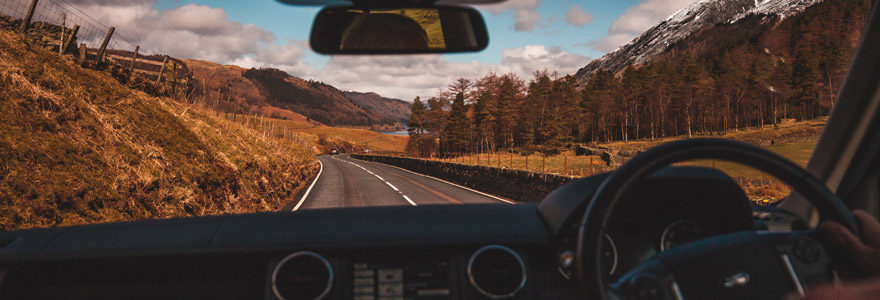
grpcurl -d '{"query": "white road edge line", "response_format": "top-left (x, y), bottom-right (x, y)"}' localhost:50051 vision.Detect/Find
top-left (350, 156), bottom-right (516, 204)
top-left (292, 158), bottom-right (324, 211)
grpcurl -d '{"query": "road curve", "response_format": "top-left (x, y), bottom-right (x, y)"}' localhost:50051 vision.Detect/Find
top-left (294, 154), bottom-right (509, 210)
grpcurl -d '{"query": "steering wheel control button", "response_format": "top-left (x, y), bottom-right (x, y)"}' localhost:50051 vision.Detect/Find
top-left (467, 245), bottom-right (528, 299)
top-left (722, 272), bottom-right (750, 289)
top-left (630, 275), bottom-right (663, 299)
top-left (271, 251), bottom-right (334, 300)
top-left (793, 237), bottom-right (822, 263)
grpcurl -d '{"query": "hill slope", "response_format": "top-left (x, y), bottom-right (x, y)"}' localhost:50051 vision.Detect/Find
top-left (184, 59), bottom-right (406, 130)
top-left (573, 0), bottom-right (824, 83)
top-left (0, 29), bottom-right (317, 231)
top-left (184, 59), bottom-right (313, 123)
top-left (242, 68), bottom-right (396, 129)
top-left (342, 91), bottom-right (412, 124)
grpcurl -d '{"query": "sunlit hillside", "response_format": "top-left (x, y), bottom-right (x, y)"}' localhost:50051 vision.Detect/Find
top-left (0, 29), bottom-right (317, 231)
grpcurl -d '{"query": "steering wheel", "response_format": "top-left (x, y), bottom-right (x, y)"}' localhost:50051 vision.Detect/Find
top-left (576, 138), bottom-right (861, 299)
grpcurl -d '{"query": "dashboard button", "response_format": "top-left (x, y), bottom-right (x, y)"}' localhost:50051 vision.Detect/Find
top-left (378, 268), bottom-right (403, 282)
top-left (378, 282), bottom-right (404, 296)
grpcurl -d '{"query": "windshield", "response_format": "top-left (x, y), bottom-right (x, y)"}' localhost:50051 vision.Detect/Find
top-left (0, 0), bottom-right (870, 231)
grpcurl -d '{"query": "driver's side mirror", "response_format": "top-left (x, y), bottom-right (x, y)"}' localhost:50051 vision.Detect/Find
top-left (309, 5), bottom-right (489, 54)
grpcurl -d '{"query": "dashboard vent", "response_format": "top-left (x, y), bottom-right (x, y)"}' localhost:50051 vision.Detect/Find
top-left (271, 251), bottom-right (333, 300)
top-left (467, 245), bottom-right (527, 299)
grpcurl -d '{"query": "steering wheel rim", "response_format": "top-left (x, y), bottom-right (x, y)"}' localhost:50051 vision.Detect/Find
top-left (575, 138), bottom-right (860, 299)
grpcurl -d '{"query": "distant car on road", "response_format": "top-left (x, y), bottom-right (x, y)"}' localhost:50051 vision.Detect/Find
top-left (329, 148), bottom-right (339, 155)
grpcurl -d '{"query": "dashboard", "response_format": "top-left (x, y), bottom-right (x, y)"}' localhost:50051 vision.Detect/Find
top-left (540, 167), bottom-right (755, 281)
top-left (0, 167), bottom-right (788, 299)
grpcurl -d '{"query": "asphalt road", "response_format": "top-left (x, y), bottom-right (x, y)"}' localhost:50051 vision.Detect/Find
top-left (293, 154), bottom-right (511, 210)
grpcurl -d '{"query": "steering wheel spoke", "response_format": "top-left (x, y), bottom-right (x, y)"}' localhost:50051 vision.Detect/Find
top-left (609, 259), bottom-right (680, 300)
top-left (612, 231), bottom-right (836, 299)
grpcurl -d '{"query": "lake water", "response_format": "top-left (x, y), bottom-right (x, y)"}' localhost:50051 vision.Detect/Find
top-left (380, 131), bottom-right (409, 136)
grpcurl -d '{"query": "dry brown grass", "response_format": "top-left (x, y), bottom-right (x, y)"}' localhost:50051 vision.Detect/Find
top-left (416, 122), bottom-right (824, 205)
top-left (0, 29), bottom-right (317, 231)
top-left (244, 117), bottom-right (408, 154)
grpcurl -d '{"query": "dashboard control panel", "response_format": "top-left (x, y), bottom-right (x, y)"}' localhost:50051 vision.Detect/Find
top-left (351, 257), bottom-right (451, 300)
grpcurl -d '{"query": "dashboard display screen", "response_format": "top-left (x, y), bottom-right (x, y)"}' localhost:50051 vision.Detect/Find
top-left (352, 258), bottom-right (451, 300)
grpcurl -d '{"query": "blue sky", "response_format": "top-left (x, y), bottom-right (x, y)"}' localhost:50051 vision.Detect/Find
top-left (151, 0), bottom-right (636, 67)
top-left (73, 0), bottom-right (697, 99)
top-left (155, 0), bottom-right (638, 63)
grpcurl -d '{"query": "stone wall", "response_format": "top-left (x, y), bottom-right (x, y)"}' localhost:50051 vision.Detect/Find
top-left (351, 154), bottom-right (576, 203)
top-left (0, 15), bottom-right (76, 53)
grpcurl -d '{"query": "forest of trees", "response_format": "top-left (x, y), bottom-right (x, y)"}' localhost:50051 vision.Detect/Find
top-left (405, 0), bottom-right (870, 157)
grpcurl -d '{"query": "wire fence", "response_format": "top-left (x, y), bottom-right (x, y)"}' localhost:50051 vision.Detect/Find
top-left (0, 0), bottom-right (140, 54)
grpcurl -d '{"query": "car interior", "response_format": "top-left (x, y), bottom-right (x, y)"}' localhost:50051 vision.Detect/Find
top-left (0, 0), bottom-right (879, 299)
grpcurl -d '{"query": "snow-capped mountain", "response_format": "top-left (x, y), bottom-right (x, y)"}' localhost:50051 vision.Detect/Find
top-left (572, 0), bottom-right (823, 85)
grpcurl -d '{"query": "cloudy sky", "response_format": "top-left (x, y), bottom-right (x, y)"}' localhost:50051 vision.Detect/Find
top-left (62, 0), bottom-right (699, 100)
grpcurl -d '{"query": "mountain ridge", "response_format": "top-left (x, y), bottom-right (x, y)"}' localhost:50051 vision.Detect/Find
top-left (184, 59), bottom-right (408, 131)
top-left (573, 0), bottom-right (824, 84)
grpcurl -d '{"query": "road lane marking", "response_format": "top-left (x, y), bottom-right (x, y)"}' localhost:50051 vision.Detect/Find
top-left (368, 166), bottom-right (463, 204)
top-left (349, 156), bottom-right (515, 204)
top-left (333, 156), bottom-right (417, 206)
top-left (402, 195), bottom-right (416, 206)
top-left (293, 158), bottom-right (324, 211)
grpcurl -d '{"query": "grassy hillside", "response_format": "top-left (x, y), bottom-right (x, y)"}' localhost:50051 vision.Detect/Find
top-left (184, 59), bottom-right (312, 123)
top-left (0, 29), bottom-right (317, 231)
top-left (243, 68), bottom-right (396, 129)
top-left (241, 116), bottom-right (408, 154)
top-left (343, 91), bottom-right (412, 124)
top-left (184, 59), bottom-right (405, 130)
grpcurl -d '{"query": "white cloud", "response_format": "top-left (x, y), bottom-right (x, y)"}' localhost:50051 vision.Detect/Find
top-left (514, 9), bottom-right (542, 31)
top-left (566, 5), bottom-right (593, 27)
top-left (476, 0), bottom-right (543, 32)
top-left (64, 1), bottom-right (308, 68)
top-left (61, 1), bottom-right (588, 100)
top-left (312, 45), bottom-right (588, 100)
top-left (593, 0), bottom-right (697, 52)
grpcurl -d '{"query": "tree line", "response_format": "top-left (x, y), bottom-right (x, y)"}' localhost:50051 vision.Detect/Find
top-left (405, 0), bottom-right (868, 157)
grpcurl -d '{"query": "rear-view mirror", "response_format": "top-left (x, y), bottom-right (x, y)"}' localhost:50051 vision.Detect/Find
top-left (309, 6), bottom-right (489, 54)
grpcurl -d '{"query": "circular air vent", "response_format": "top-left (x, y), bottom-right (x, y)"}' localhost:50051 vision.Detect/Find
top-left (467, 245), bottom-right (527, 299)
top-left (271, 251), bottom-right (333, 300)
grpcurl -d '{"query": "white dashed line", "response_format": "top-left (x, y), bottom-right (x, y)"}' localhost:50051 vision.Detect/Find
top-left (349, 156), bottom-right (515, 204)
top-left (333, 156), bottom-right (417, 206)
top-left (402, 195), bottom-right (416, 206)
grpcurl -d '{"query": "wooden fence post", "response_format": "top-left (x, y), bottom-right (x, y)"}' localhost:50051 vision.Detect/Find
top-left (542, 155), bottom-right (546, 173)
top-left (96, 26), bottom-right (115, 65)
top-left (564, 155), bottom-right (568, 175)
top-left (128, 45), bottom-right (139, 74)
top-left (590, 156), bottom-right (594, 175)
top-left (525, 155), bottom-right (529, 171)
top-left (509, 151), bottom-right (513, 168)
top-left (78, 43), bottom-right (86, 63)
top-left (61, 25), bottom-right (79, 54)
top-left (19, 0), bottom-right (39, 32)
top-left (59, 13), bottom-right (65, 54)
top-left (155, 55), bottom-right (169, 84)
